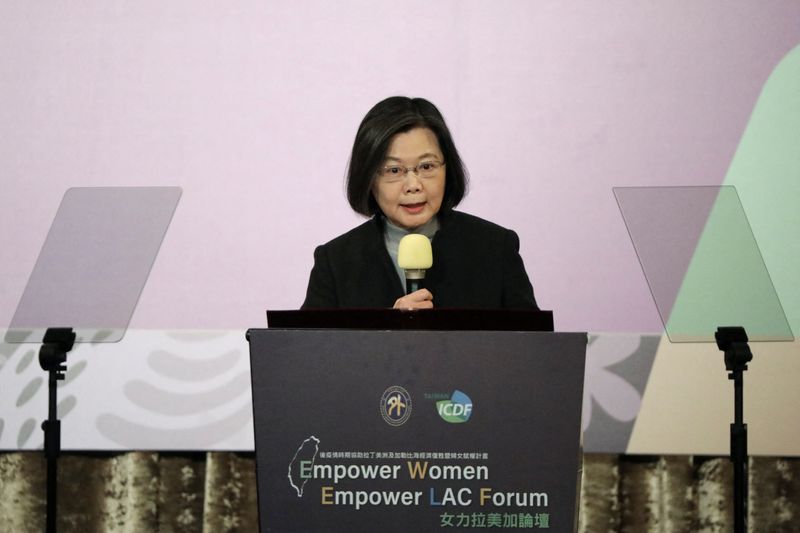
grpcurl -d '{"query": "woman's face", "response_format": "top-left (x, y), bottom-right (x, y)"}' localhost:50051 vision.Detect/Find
top-left (372, 127), bottom-right (446, 230)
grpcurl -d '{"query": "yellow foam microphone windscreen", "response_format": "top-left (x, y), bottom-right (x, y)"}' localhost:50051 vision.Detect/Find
top-left (398, 234), bottom-right (433, 271)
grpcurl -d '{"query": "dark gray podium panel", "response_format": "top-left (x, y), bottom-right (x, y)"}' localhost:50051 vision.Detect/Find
top-left (249, 329), bottom-right (587, 533)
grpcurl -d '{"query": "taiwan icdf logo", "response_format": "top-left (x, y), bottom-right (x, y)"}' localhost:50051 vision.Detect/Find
top-left (436, 390), bottom-right (473, 423)
top-left (380, 386), bottom-right (412, 426)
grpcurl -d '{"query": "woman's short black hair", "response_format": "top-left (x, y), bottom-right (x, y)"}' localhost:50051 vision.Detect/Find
top-left (346, 96), bottom-right (469, 216)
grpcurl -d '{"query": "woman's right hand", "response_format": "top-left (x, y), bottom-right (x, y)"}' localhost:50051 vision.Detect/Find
top-left (393, 289), bottom-right (434, 310)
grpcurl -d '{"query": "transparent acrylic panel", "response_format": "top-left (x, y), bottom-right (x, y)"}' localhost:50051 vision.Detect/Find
top-left (614, 186), bottom-right (792, 343)
top-left (5, 187), bottom-right (181, 344)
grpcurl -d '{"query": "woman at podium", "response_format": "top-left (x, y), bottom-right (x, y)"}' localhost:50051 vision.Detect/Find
top-left (302, 96), bottom-right (537, 311)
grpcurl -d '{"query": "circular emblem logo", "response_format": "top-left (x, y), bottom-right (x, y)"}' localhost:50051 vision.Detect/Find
top-left (380, 386), bottom-right (412, 426)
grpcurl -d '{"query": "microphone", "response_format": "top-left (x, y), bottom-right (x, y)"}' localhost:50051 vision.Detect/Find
top-left (397, 234), bottom-right (433, 295)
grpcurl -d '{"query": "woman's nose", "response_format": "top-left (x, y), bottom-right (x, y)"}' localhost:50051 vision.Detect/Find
top-left (404, 172), bottom-right (423, 193)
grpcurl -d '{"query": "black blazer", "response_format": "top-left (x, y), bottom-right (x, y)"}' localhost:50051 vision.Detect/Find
top-left (302, 210), bottom-right (538, 309)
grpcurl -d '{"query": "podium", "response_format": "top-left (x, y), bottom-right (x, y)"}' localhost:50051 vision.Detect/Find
top-left (248, 310), bottom-right (586, 532)
top-left (267, 308), bottom-right (554, 331)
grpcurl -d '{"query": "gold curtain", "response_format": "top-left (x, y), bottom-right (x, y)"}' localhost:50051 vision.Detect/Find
top-left (1, 452), bottom-right (798, 532)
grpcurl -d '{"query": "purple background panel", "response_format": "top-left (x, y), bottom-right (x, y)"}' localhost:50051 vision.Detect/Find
top-left (1, 2), bottom-right (799, 332)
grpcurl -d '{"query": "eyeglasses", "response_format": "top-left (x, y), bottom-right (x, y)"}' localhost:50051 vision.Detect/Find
top-left (377, 160), bottom-right (445, 181)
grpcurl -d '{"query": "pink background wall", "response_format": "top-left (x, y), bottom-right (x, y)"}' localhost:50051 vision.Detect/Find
top-left (2, 1), bottom-right (799, 332)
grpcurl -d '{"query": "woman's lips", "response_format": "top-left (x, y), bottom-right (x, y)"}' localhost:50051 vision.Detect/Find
top-left (401, 202), bottom-right (425, 214)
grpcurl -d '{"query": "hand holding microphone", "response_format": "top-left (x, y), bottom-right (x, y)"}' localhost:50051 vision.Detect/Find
top-left (393, 234), bottom-right (433, 310)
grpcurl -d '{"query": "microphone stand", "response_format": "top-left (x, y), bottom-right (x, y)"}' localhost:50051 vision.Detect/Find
top-left (38, 327), bottom-right (76, 533)
top-left (715, 326), bottom-right (752, 533)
